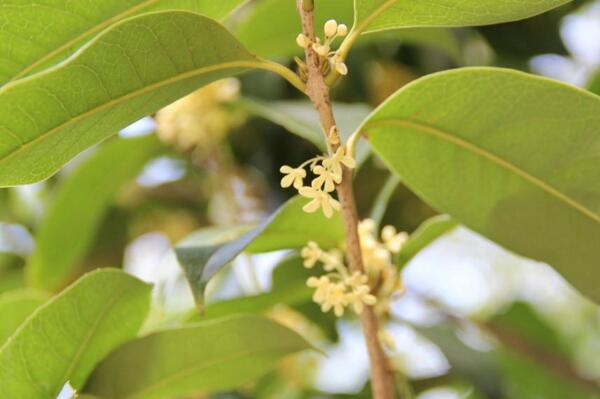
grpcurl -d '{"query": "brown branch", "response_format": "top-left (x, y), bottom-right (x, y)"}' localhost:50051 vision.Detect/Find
top-left (296, 1), bottom-right (396, 398)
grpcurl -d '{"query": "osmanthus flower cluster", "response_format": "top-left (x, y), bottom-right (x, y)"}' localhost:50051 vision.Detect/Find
top-left (280, 146), bottom-right (356, 218)
top-left (300, 219), bottom-right (408, 320)
top-left (296, 19), bottom-right (349, 77)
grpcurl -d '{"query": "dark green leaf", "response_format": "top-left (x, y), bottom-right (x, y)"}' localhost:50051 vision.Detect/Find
top-left (0, 269), bottom-right (151, 398)
top-left (176, 196), bottom-right (343, 309)
top-left (85, 315), bottom-right (310, 399)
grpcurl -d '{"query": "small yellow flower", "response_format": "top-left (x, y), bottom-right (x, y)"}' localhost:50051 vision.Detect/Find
top-left (381, 225), bottom-right (408, 253)
top-left (322, 147), bottom-right (356, 181)
top-left (299, 187), bottom-right (341, 218)
top-left (307, 275), bottom-right (331, 303)
top-left (321, 282), bottom-right (348, 317)
top-left (312, 165), bottom-right (339, 192)
top-left (321, 249), bottom-right (343, 272)
top-left (280, 165), bottom-right (306, 189)
top-left (301, 241), bottom-right (322, 268)
top-left (344, 271), bottom-right (369, 289)
top-left (347, 284), bottom-right (377, 314)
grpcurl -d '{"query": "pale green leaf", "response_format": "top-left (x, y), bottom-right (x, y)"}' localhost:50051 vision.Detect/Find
top-left (0, 269), bottom-right (151, 399)
top-left (0, 289), bottom-right (48, 345)
top-left (0, 0), bottom-right (247, 84)
top-left (28, 135), bottom-right (163, 291)
top-left (84, 315), bottom-right (310, 399)
top-left (353, 0), bottom-right (570, 35)
top-left (0, 10), bottom-right (286, 187)
top-left (176, 196), bottom-right (343, 308)
top-left (364, 67), bottom-right (600, 303)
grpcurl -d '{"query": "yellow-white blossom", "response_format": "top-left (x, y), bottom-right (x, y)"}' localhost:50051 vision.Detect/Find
top-left (280, 165), bottom-right (307, 189)
top-left (381, 225), bottom-right (408, 253)
top-left (347, 284), bottom-right (377, 314)
top-left (322, 147), bottom-right (356, 181)
top-left (307, 275), bottom-right (331, 303)
top-left (299, 186), bottom-right (341, 218)
top-left (321, 248), bottom-right (343, 272)
top-left (312, 164), bottom-right (339, 192)
top-left (321, 282), bottom-right (348, 317)
top-left (313, 43), bottom-right (330, 57)
top-left (301, 241), bottom-right (322, 268)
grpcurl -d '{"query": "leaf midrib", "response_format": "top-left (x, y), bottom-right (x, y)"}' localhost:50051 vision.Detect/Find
top-left (0, 59), bottom-right (262, 167)
top-left (124, 343), bottom-right (303, 399)
top-left (7, 0), bottom-right (161, 83)
top-left (365, 118), bottom-right (600, 224)
top-left (53, 285), bottom-right (129, 397)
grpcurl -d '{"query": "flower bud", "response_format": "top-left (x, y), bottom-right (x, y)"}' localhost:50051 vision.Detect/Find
top-left (296, 33), bottom-right (310, 48)
top-left (324, 19), bottom-right (338, 37)
top-left (337, 24), bottom-right (348, 37)
top-left (335, 61), bottom-right (348, 75)
top-left (313, 43), bottom-right (330, 57)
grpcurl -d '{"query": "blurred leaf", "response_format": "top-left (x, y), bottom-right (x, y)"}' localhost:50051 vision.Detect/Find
top-left (353, 0), bottom-right (570, 34)
top-left (0, 269), bottom-right (151, 398)
top-left (202, 257), bottom-right (313, 320)
top-left (176, 196), bottom-right (343, 309)
top-left (0, 289), bottom-right (48, 345)
top-left (369, 174), bottom-right (401, 227)
top-left (365, 67), bottom-right (600, 303)
top-left (85, 315), bottom-right (311, 399)
top-left (236, 0), bottom-right (461, 60)
top-left (0, 263), bottom-right (25, 294)
top-left (0, 0), bottom-right (247, 83)
top-left (397, 215), bottom-right (458, 268)
top-left (0, 11), bottom-right (274, 187)
top-left (28, 135), bottom-right (162, 291)
top-left (588, 70), bottom-right (600, 96)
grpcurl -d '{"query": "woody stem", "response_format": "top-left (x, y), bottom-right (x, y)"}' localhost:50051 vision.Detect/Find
top-left (296, 1), bottom-right (396, 398)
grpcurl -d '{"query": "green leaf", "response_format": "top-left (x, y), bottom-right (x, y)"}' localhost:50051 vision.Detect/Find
top-left (0, 10), bottom-right (294, 187)
top-left (176, 196), bottom-right (343, 309)
top-left (352, 0), bottom-right (570, 35)
top-left (28, 135), bottom-right (162, 291)
top-left (0, 289), bottom-right (48, 345)
top-left (84, 315), bottom-right (310, 399)
top-left (0, 269), bottom-right (151, 399)
top-left (236, 0), bottom-right (460, 60)
top-left (0, 0), bottom-right (247, 84)
top-left (397, 215), bottom-right (458, 268)
top-left (363, 67), bottom-right (600, 303)
top-left (239, 98), bottom-right (372, 164)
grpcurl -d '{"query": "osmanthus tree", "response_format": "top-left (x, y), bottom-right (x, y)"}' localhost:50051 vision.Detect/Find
top-left (0, 0), bottom-right (599, 398)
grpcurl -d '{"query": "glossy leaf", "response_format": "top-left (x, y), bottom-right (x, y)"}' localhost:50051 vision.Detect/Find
top-left (0, 11), bottom-right (268, 187)
top-left (28, 135), bottom-right (163, 291)
top-left (176, 196), bottom-right (343, 308)
top-left (0, 289), bottom-right (48, 345)
top-left (364, 67), bottom-right (600, 302)
top-left (353, 0), bottom-right (570, 35)
top-left (85, 315), bottom-right (310, 399)
top-left (397, 215), bottom-right (458, 268)
top-left (0, 269), bottom-right (151, 399)
top-left (0, 0), bottom-right (247, 84)
top-left (236, 0), bottom-right (460, 60)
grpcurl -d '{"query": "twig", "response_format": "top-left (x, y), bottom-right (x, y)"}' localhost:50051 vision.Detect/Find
top-left (295, 1), bottom-right (396, 397)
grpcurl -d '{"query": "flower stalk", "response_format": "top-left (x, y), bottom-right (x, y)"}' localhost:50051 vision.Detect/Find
top-left (295, 1), bottom-right (397, 398)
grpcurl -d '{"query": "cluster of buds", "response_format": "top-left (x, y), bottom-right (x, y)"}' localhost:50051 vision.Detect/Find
top-left (300, 220), bottom-right (408, 320)
top-left (358, 219), bottom-right (407, 316)
top-left (280, 146), bottom-right (355, 218)
top-left (296, 19), bottom-right (349, 77)
top-left (302, 241), bottom-right (376, 317)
